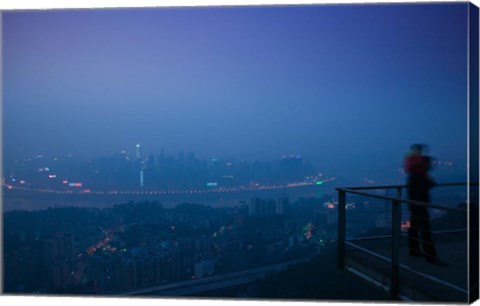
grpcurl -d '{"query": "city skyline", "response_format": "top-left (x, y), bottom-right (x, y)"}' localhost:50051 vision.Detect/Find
top-left (3, 3), bottom-right (469, 184)
top-left (1, 2), bottom-right (477, 302)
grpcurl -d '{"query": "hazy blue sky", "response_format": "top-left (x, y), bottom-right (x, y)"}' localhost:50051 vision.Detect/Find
top-left (2, 3), bottom-right (469, 183)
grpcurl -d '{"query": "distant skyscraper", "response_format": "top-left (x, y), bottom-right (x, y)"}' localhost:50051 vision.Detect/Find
top-left (135, 144), bottom-right (142, 159)
top-left (249, 198), bottom-right (282, 215)
top-left (276, 196), bottom-right (289, 215)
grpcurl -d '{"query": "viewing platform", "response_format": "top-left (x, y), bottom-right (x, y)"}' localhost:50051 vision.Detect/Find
top-left (336, 183), bottom-right (478, 302)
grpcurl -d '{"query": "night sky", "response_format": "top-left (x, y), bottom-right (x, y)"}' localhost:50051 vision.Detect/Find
top-left (2, 3), bottom-right (469, 183)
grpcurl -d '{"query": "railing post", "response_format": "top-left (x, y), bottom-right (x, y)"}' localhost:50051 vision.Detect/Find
top-left (338, 189), bottom-right (346, 269)
top-left (390, 187), bottom-right (402, 298)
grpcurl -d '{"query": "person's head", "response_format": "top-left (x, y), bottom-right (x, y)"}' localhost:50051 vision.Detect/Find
top-left (410, 144), bottom-right (423, 154)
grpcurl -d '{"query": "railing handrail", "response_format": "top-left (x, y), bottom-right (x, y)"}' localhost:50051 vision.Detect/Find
top-left (337, 182), bottom-right (472, 299)
top-left (337, 182), bottom-right (476, 191)
top-left (337, 188), bottom-right (467, 213)
top-left (335, 182), bottom-right (474, 213)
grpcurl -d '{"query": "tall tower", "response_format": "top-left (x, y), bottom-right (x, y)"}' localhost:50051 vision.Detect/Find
top-left (135, 144), bottom-right (142, 159)
top-left (136, 143), bottom-right (144, 187)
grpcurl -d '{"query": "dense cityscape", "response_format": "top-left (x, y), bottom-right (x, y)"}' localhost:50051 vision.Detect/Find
top-left (4, 195), bottom-right (340, 294)
top-left (3, 144), bottom-right (332, 193)
top-left (2, 146), bottom-right (337, 295)
top-left (2, 3), bottom-right (475, 302)
top-left (2, 145), bottom-right (465, 296)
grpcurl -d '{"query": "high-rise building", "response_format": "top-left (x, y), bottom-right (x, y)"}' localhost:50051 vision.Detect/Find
top-left (276, 196), bottom-right (289, 215)
top-left (135, 144), bottom-right (142, 159)
top-left (194, 259), bottom-right (214, 279)
top-left (249, 198), bottom-right (261, 215)
top-left (249, 197), bottom-right (286, 215)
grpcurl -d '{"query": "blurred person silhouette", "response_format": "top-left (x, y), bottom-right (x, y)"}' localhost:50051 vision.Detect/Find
top-left (404, 144), bottom-right (447, 266)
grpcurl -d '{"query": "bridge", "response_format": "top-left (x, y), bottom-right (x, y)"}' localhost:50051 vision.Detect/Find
top-left (2, 180), bottom-right (326, 210)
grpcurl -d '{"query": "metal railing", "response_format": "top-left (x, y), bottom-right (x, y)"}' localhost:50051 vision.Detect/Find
top-left (336, 182), bottom-right (476, 300)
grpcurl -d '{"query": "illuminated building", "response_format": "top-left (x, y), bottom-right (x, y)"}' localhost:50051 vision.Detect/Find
top-left (135, 144), bottom-right (142, 159)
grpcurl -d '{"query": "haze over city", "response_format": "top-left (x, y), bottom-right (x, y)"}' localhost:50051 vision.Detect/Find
top-left (2, 2), bottom-right (478, 302)
top-left (3, 3), bottom-right (469, 184)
